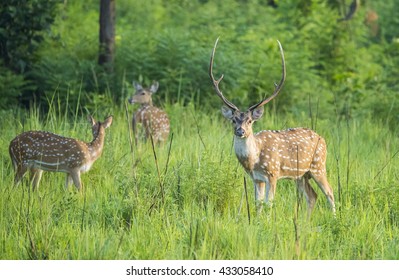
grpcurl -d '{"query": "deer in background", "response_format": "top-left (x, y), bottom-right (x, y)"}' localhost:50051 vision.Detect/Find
top-left (128, 81), bottom-right (170, 144)
top-left (9, 115), bottom-right (113, 191)
top-left (209, 38), bottom-right (336, 215)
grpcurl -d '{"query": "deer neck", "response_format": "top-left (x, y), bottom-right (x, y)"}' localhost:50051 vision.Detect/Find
top-left (233, 133), bottom-right (260, 171)
top-left (88, 127), bottom-right (105, 160)
top-left (141, 100), bottom-right (153, 107)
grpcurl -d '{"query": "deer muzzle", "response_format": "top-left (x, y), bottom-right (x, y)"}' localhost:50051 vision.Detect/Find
top-left (128, 97), bottom-right (135, 104)
top-left (235, 127), bottom-right (246, 138)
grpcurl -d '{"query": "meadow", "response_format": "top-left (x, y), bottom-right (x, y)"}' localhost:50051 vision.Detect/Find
top-left (0, 96), bottom-right (398, 260)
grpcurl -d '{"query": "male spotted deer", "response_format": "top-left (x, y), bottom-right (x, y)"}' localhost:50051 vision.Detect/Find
top-left (128, 81), bottom-right (170, 143)
top-left (9, 115), bottom-right (113, 190)
top-left (209, 38), bottom-right (335, 215)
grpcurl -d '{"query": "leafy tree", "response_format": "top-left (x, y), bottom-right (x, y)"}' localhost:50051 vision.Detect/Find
top-left (0, 0), bottom-right (59, 107)
top-left (0, 0), bottom-right (59, 73)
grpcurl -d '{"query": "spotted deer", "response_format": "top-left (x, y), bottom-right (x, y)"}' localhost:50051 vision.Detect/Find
top-left (209, 38), bottom-right (335, 215)
top-left (9, 115), bottom-right (113, 190)
top-left (128, 81), bottom-right (170, 144)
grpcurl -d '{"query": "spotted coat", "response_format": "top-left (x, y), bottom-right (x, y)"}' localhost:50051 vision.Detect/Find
top-left (9, 115), bottom-right (112, 190)
top-left (133, 105), bottom-right (170, 143)
top-left (230, 122), bottom-right (335, 215)
top-left (235, 127), bottom-right (327, 179)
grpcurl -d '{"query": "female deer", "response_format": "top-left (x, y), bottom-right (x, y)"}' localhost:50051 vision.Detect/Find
top-left (128, 81), bottom-right (170, 144)
top-left (9, 115), bottom-right (113, 190)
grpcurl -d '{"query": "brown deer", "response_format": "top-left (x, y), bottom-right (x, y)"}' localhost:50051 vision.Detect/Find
top-left (128, 81), bottom-right (170, 144)
top-left (209, 38), bottom-right (336, 215)
top-left (9, 115), bottom-right (113, 190)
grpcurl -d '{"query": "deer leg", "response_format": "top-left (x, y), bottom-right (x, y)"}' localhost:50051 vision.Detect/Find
top-left (310, 172), bottom-right (336, 214)
top-left (254, 181), bottom-right (265, 213)
top-left (30, 168), bottom-right (43, 191)
top-left (65, 174), bottom-right (73, 189)
top-left (144, 120), bottom-right (152, 142)
top-left (297, 175), bottom-right (317, 216)
top-left (70, 170), bottom-right (82, 191)
top-left (132, 116), bottom-right (138, 145)
top-left (255, 177), bottom-right (276, 214)
top-left (14, 164), bottom-right (27, 186)
top-left (265, 176), bottom-right (277, 205)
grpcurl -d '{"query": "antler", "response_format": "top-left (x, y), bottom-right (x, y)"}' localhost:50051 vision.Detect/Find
top-left (248, 40), bottom-right (286, 112)
top-left (209, 37), bottom-right (239, 111)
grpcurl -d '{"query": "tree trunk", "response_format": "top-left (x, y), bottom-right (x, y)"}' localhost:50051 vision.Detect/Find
top-left (98, 0), bottom-right (115, 72)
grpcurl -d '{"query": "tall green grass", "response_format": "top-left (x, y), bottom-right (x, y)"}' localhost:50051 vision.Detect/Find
top-left (0, 97), bottom-right (398, 260)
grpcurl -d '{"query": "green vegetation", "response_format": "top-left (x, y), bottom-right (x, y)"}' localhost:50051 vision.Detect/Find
top-left (1, 99), bottom-right (399, 259)
top-left (0, 0), bottom-right (398, 259)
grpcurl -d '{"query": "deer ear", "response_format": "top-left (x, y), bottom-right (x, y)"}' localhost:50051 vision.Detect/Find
top-left (88, 115), bottom-right (96, 126)
top-left (133, 81), bottom-right (142, 91)
top-left (251, 107), bottom-right (264, 121)
top-left (221, 106), bottom-right (234, 120)
top-left (150, 81), bottom-right (159, 94)
top-left (103, 115), bottom-right (113, 128)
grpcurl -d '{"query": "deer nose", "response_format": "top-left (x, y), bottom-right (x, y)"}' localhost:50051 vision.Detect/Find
top-left (128, 97), bottom-right (134, 104)
top-left (235, 128), bottom-right (245, 138)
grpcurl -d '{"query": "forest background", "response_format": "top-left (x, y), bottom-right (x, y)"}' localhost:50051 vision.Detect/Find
top-left (1, 0), bottom-right (398, 124)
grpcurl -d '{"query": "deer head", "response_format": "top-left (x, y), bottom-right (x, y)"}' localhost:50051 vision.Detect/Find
top-left (209, 38), bottom-right (286, 138)
top-left (128, 81), bottom-right (159, 106)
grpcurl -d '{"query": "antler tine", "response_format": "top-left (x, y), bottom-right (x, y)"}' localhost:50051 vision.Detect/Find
top-left (209, 37), bottom-right (239, 111)
top-left (248, 40), bottom-right (286, 111)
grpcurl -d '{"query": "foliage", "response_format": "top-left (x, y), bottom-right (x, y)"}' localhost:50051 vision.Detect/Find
top-left (0, 0), bottom-right (59, 73)
top-left (0, 0), bottom-right (60, 105)
top-left (0, 0), bottom-right (397, 126)
top-left (0, 63), bottom-right (31, 109)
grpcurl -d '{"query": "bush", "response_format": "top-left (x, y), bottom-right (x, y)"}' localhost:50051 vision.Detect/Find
top-left (0, 64), bottom-right (30, 109)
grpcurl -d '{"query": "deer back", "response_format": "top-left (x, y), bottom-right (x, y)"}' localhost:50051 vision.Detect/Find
top-left (134, 106), bottom-right (170, 142)
top-left (253, 128), bottom-right (327, 179)
top-left (9, 131), bottom-right (90, 172)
